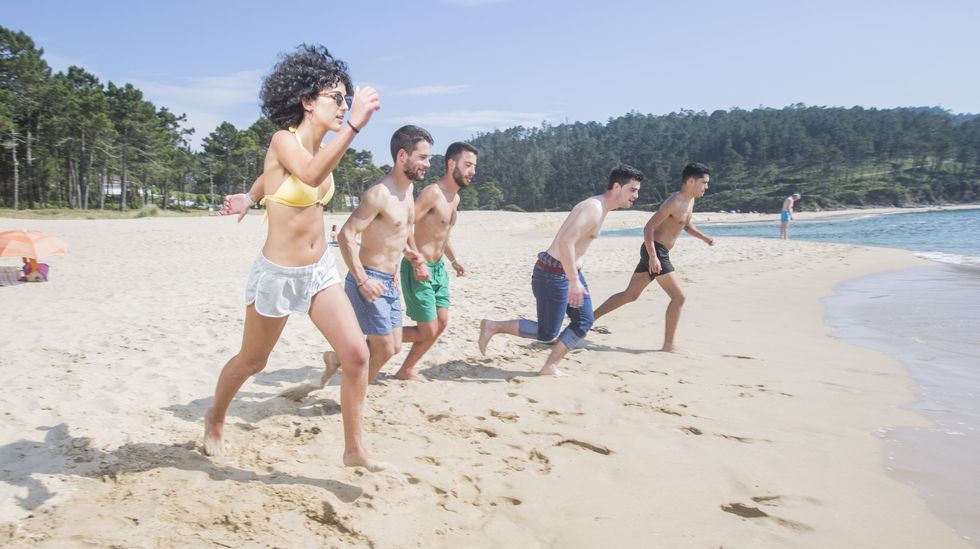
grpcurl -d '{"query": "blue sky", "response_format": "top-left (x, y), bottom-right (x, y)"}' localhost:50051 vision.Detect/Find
top-left (6, 0), bottom-right (979, 163)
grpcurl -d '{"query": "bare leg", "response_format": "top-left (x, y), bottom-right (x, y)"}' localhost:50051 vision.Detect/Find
top-left (781, 222), bottom-right (788, 240)
top-left (478, 319), bottom-right (522, 355)
top-left (655, 273), bottom-right (686, 352)
top-left (396, 309), bottom-right (447, 380)
top-left (366, 330), bottom-right (401, 382)
top-left (308, 285), bottom-right (385, 471)
top-left (205, 305), bottom-right (288, 457)
top-left (539, 340), bottom-right (571, 376)
top-left (593, 272), bottom-right (652, 320)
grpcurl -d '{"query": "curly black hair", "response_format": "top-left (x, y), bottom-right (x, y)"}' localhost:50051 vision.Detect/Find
top-left (260, 44), bottom-right (353, 130)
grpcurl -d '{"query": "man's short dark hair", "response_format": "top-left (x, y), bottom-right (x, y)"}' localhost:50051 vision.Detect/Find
top-left (390, 125), bottom-right (434, 161)
top-left (445, 142), bottom-right (478, 168)
top-left (608, 164), bottom-right (644, 190)
top-left (681, 162), bottom-right (711, 182)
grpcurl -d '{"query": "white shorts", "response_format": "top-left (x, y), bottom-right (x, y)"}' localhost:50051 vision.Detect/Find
top-left (245, 252), bottom-right (341, 317)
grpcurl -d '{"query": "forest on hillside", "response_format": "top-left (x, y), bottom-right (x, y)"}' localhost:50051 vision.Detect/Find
top-left (3, 25), bottom-right (978, 214)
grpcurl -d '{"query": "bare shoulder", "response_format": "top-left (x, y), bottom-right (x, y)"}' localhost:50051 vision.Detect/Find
top-left (269, 129), bottom-right (295, 149)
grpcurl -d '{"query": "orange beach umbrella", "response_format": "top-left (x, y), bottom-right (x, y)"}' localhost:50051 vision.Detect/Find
top-left (0, 229), bottom-right (68, 259)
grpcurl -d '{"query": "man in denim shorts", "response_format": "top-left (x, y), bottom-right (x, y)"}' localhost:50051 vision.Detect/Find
top-left (334, 125), bottom-right (433, 382)
top-left (478, 165), bottom-right (644, 376)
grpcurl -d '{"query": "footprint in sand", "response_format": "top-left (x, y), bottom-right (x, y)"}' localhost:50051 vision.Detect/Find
top-left (720, 502), bottom-right (813, 532)
top-left (556, 439), bottom-right (612, 455)
top-left (591, 325), bottom-right (611, 334)
top-left (681, 426), bottom-right (703, 435)
top-left (490, 410), bottom-right (519, 423)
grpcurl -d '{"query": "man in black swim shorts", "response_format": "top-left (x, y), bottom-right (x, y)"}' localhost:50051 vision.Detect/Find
top-left (593, 162), bottom-right (715, 352)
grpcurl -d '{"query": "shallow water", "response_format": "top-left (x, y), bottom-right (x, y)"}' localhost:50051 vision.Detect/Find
top-left (825, 264), bottom-right (980, 545)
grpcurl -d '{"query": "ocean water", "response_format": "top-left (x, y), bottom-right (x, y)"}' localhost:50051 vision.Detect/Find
top-left (612, 207), bottom-right (980, 542)
top-left (609, 207), bottom-right (980, 267)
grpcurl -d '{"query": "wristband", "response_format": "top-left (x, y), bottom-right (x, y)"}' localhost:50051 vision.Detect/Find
top-left (347, 120), bottom-right (360, 134)
top-left (450, 258), bottom-right (460, 265)
top-left (243, 193), bottom-right (255, 207)
top-left (356, 278), bottom-right (368, 288)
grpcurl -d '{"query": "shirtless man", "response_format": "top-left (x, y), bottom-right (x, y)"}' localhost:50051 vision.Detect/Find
top-left (592, 162), bottom-right (714, 352)
top-left (327, 125), bottom-right (433, 382)
top-left (780, 193), bottom-right (801, 239)
top-left (394, 142), bottom-right (478, 381)
top-left (478, 165), bottom-right (644, 376)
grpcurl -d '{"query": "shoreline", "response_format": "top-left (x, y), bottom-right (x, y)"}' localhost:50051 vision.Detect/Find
top-left (825, 263), bottom-right (980, 545)
top-left (0, 213), bottom-right (969, 547)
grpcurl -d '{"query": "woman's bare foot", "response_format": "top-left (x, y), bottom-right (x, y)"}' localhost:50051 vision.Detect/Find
top-left (343, 449), bottom-right (388, 472)
top-left (321, 351), bottom-right (342, 386)
top-left (394, 367), bottom-right (425, 381)
top-left (202, 408), bottom-right (224, 457)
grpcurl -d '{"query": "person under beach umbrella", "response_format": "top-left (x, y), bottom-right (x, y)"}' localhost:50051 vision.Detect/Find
top-left (0, 229), bottom-right (68, 259)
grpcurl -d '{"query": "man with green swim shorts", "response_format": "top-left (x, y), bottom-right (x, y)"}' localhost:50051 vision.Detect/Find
top-left (394, 142), bottom-right (478, 380)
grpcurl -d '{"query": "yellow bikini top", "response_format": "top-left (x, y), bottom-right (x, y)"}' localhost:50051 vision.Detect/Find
top-left (259, 128), bottom-right (335, 219)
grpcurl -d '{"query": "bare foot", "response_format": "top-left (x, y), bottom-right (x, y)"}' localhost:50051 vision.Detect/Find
top-left (394, 368), bottom-right (425, 381)
top-left (537, 365), bottom-right (566, 377)
top-left (344, 450), bottom-right (388, 472)
top-left (321, 351), bottom-right (342, 386)
top-left (478, 319), bottom-right (493, 356)
top-left (202, 408), bottom-right (224, 457)
top-left (661, 344), bottom-right (681, 353)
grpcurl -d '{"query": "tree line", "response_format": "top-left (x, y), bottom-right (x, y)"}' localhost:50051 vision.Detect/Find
top-left (464, 106), bottom-right (980, 213)
top-left (0, 26), bottom-right (383, 212)
top-left (3, 25), bottom-right (978, 214)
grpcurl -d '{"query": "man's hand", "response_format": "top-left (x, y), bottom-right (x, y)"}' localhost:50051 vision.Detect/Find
top-left (702, 236), bottom-right (715, 246)
top-left (348, 86), bottom-right (381, 130)
top-left (413, 263), bottom-right (431, 282)
top-left (649, 257), bottom-right (662, 276)
top-left (451, 260), bottom-right (465, 277)
top-left (567, 279), bottom-right (587, 308)
top-left (358, 278), bottom-right (386, 303)
top-left (221, 193), bottom-right (252, 222)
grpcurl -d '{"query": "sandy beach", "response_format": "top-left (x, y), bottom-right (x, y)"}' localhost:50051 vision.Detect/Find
top-left (0, 210), bottom-right (968, 547)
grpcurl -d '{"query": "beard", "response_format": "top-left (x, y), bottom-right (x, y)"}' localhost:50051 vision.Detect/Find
top-left (403, 163), bottom-right (426, 182)
top-left (452, 166), bottom-right (470, 188)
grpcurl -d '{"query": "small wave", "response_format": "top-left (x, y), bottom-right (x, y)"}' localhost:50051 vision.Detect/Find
top-left (914, 251), bottom-right (980, 267)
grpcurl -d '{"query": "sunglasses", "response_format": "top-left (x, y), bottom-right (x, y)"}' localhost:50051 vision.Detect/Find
top-left (318, 91), bottom-right (353, 109)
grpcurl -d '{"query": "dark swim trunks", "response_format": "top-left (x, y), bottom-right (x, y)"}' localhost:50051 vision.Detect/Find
top-left (634, 242), bottom-right (675, 280)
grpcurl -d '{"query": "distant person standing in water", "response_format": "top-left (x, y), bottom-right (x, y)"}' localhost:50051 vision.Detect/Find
top-left (780, 193), bottom-right (801, 239)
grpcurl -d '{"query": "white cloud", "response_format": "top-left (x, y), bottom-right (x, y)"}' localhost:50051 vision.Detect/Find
top-left (389, 84), bottom-right (468, 97)
top-left (387, 110), bottom-right (555, 132)
top-left (129, 70), bottom-right (264, 148)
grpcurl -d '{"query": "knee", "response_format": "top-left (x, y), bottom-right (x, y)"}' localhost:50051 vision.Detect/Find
top-left (419, 322), bottom-right (440, 341)
top-left (239, 355), bottom-right (268, 376)
top-left (340, 343), bottom-right (370, 370)
top-left (624, 290), bottom-right (642, 303)
top-left (671, 293), bottom-right (687, 307)
top-left (538, 327), bottom-right (561, 343)
top-left (386, 340), bottom-right (401, 358)
top-left (436, 318), bottom-right (449, 337)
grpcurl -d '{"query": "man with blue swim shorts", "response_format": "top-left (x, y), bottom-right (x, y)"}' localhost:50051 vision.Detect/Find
top-left (780, 193), bottom-right (801, 240)
top-left (334, 125), bottom-right (433, 382)
top-left (478, 165), bottom-right (644, 376)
